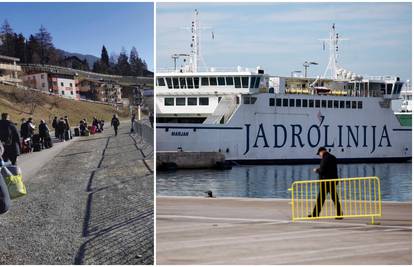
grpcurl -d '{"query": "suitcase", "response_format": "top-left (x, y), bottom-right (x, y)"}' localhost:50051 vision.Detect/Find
top-left (21, 139), bottom-right (31, 153)
top-left (44, 136), bottom-right (53, 149)
top-left (74, 128), bottom-right (80, 137)
top-left (32, 134), bottom-right (42, 152)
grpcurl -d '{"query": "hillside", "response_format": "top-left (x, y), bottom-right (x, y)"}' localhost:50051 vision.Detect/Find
top-left (0, 84), bottom-right (129, 127)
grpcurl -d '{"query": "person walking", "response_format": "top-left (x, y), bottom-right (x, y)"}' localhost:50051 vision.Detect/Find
top-left (131, 114), bottom-right (136, 133)
top-left (0, 113), bottom-right (21, 165)
top-left (309, 147), bottom-right (343, 219)
top-left (52, 116), bottom-right (58, 138)
top-left (57, 117), bottom-right (66, 142)
top-left (64, 116), bottom-right (71, 140)
top-left (149, 112), bottom-right (154, 128)
top-left (38, 120), bottom-right (50, 149)
top-left (111, 114), bottom-right (120, 136)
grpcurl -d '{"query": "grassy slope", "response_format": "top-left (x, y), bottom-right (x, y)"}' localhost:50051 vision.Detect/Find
top-left (0, 84), bottom-right (129, 127)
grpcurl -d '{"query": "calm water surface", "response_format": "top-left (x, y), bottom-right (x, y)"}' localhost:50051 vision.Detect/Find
top-left (157, 163), bottom-right (412, 201)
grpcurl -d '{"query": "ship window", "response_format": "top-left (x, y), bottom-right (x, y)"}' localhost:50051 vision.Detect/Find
top-left (334, 100), bottom-right (339, 108)
top-left (187, 97), bottom-right (197, 106)
top-left (179, 78), bottom-right (186, 89)
top-left (166, 77), bottom-right (172, 89)
top-left (328, 100), bottom-right (333, 108)
top-left (187, 78), bottom-right (194, 89)
top-left (346, 101), bottom-right (351, 109)
top-left (315, 100), bottom-right (320, 108)
top-left (236, 96), bottom-right (240, 104)
top-left (283, 98), bottom-right (288, 107)
top-left (226, 77), bottom-right (234, 86)
top-left (194, 77), bottom-right (200, 88)
top-left (340, 101), bottom-right (345, 108)
top-left (201, 77), bottom-right (209, 86)
top-left (352, 101), bottom-right (357, 109)
top-left (251, 97), bottom-right (257, 104)
top-left (218, 97), bottom-right (222, 103)
top-left (164, 98), bottom-right (174, 106)
top-left (218, 77), bottom-right (225, 86)
top-left (244, 96), bottom-right (256, 104)
top-left (210, 77), bottom-right (217, 86)
top-left (302, 99), bottom-right (308, 107)
top-left (172, 78), bottom-right (179, 89)
top-left (250, 76), bottom-right (256, 88)
top-left (199, 97), bottom-right (209, 105)
top-left (289, 99), bottom-right (294, 107)
top-left (309, 99), bottom-right (314, 107)
top-left (157, 78), bottom-right (165, 86)
top-left (176, 97), bottom-right (185, 106)
top-left (269, 98), bottom-right (275, 106)
top-left (276, 98), bottom-right (282, 106)
top-left (386, 84), bottom-right (393, 94)
top-left (358, 101), bottom-right (363, 109)
top-left (242, 77), bottom-right (249, 88)
top-left (321, 100), bottom-right (327, 108)
top-left (235, 77), bottom-right (241, 88)
top-left (255, 76), bottom-right (261, 88)
top-left (296, 99), bottom-right (301, 107)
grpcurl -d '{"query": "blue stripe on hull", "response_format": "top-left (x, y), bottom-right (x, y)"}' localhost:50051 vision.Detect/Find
top-left (231, 157), bottom-right (412, 165)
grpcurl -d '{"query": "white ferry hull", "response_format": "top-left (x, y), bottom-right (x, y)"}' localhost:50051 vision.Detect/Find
top-left (156, 94), bottom-right (412, 163)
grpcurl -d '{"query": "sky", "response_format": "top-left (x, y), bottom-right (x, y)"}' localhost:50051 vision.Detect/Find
top-left (0, 2), bottom-right (154, 70)
top-left (157, 3), bottom-right (412, 82)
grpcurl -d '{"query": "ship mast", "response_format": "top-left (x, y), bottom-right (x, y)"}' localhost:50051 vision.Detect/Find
top-left (190, 9), bottom-right (200, 72)
top-left (321, 24), bottom-right (346, 79)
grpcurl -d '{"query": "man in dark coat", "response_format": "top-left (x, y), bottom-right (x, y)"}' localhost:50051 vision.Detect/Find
top-left (57, 117), bottom-right (66, 142)
top-left (111, 114), bottom-right (120, 136)
top-left (38, 120), bottom-right (50, 148)
top-left (310, 147), bottom-right (343, 218)
top-left (52, 116), bottom-right (58, 138)
top-left (0, 113), bottom-right (21, 165)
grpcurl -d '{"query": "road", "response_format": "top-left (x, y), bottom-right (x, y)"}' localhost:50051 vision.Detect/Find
top-left (0, 122), bottom-right (154, 264)
top-left (157, 196), bottom-right (411, 265)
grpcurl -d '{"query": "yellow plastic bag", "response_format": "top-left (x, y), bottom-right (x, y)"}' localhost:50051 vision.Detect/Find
top-left (2, 171), bottom-right (26, 199)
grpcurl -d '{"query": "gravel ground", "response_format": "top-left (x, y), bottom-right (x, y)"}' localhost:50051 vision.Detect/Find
top-left (0, 122), bottom-right (154, 264)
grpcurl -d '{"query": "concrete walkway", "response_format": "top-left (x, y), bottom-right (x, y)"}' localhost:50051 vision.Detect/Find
top-left (157, 196), bottom-right (411, 265)
top-left (0, 123), bottom-right (153, 264)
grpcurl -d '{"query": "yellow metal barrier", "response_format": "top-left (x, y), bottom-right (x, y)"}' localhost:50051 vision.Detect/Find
top-left (288, 177), bottom-right (382, 224)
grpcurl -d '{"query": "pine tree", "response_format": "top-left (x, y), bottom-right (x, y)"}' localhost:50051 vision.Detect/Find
top-left (35, 25), bottom-right (55, 64)
top-left (15, 33), bottom-right (26, 62)
top-left (116, 47), bottom-right (131, 76)
top-left (26, 34), bottom-right (40, 63)
top-left (0, 20), bottom-right (16, 57)
top-left (101, 45), bottom-right (109, 67)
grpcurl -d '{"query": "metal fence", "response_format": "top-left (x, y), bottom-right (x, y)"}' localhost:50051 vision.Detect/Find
top-left (288, 177), bottom-right (382, 224)
top-left (132, 121), bottom-right (153, 147)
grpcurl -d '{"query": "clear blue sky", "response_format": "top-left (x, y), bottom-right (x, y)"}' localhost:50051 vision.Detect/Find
top-left (157, 3), bottom-right (412, 81)
top-left (0, 2), bottom-right (154, 70)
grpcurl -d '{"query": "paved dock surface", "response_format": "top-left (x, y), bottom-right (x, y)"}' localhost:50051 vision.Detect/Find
top-left (0, 123), bottom-right (153, 264)
top-left (157, 196), bottom-right (411, 265)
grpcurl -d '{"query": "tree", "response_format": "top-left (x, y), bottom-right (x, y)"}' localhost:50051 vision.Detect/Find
top-left (101, 45), bottom-right (109, 67)
top-left (26, 34), bottom-right (40, 64)
top-left (14, 33), bottom-right (26, 62)
top-left (0, 20), bottom-right (16, 57)
top-left (35, 25), bottom-right (55, 64)
top-left (115, 48), bottom-right (131, 76)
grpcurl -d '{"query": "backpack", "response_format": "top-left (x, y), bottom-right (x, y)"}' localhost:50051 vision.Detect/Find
top-left (0, 122), bottom-right (13, 146)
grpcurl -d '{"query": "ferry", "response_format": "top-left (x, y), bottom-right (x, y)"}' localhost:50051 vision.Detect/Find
top-left (156, 10), bottom-right (412, 164)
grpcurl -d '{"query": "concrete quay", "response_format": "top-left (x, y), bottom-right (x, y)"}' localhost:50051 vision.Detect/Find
top-left (157, 151), bottom-right (225, 169)
top-left (157, 196), bottom-right (411, 265)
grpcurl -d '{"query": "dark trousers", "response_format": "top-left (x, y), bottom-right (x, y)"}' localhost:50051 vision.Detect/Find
top-left (0, 173), bottom-right (11, 214)
top-left (312, 180), bottom-right (343, 217)
top-left (114, 126), bottom-right (118, 136)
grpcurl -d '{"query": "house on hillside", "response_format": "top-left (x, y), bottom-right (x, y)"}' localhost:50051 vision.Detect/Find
top-left (78, 78), bottom-right (122, 104)
top-left (0, 55), bottom-right (22, 85)
top-left (22, 72), bottom-right (80, 100)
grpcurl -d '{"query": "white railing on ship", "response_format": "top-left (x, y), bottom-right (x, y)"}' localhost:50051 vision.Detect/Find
top-left (157, 66), bottom-right (261, 73)
top-left (364, 75), bottom-right (398, 81)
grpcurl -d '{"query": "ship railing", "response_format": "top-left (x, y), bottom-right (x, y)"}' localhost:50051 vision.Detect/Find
top-left (157, 66), bottom-right (261, 74)
top-left (364, 75), bottom-right (398, 81)
top-left (288, 176), bottom-right (382, 224)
